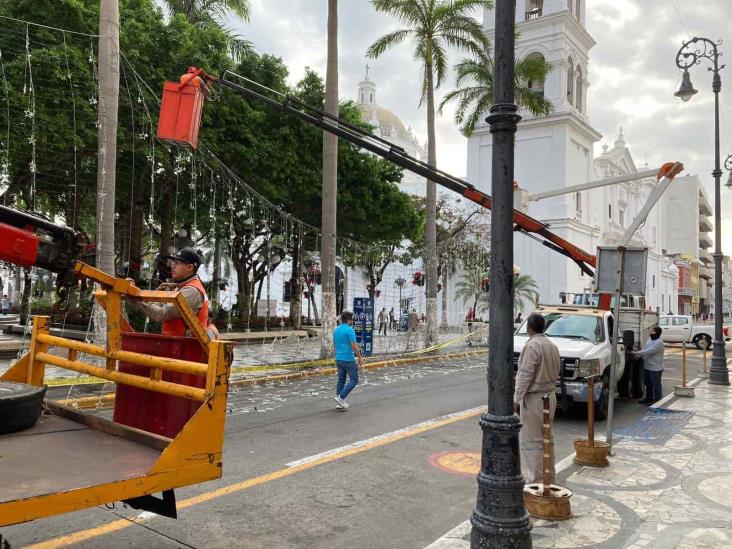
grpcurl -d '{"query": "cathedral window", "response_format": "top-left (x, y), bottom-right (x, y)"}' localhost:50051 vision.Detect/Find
top-left (575, 192), bottom-right (582, 219)
top-left (525, 52), bottom-right (546, 97)
top-left (526, 0), bottom-right (542, 19)
top-left (575, 66), bottom-right (583, 111)
top-left (567, 57), bottom-right (574, 105)
top-left (608, 204), bottom-right (612, 220)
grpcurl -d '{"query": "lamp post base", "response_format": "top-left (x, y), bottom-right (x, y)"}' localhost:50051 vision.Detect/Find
top-left (708, 340), bottom-right (730, 385)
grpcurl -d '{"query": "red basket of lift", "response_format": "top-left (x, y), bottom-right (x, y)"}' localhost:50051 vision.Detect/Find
top-left (113, 332), bottom-right (207, 439)
top-left (156, 67), bottom-right (211, 149)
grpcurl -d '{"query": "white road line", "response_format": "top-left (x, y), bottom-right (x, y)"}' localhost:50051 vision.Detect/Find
top-left (285, 406), bottom-right (486, 468)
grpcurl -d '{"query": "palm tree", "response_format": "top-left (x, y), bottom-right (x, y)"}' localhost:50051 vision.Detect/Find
top-left (320, 0), bottom-right (339, 358)
top-left (513, 273), bottom-right (538, 314)
top-left (367, 0), bottom-right (491, 347)
top-left (439, 45), bottom-right (553, 136)
top-left (164, 0), bottom-right (252, 61)
top-left (455, 268), bottom-right (489, 318)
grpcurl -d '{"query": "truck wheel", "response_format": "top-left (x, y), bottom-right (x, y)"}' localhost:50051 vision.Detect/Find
top-left (694, 334), bottom-right (712, 350)
top-left (0, 381), bottom-right (46, 435)
top-left (594, 376), bottom-right (609, 421)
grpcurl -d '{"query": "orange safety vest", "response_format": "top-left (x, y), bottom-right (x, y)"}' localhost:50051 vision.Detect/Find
top-left (162, 276), bottom-right (210, 337)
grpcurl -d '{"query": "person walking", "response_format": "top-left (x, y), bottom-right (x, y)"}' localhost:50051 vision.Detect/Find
top-left (378, 307), bottom-right (389, 336)
top-left (332, 311), bottom-right (363, 410)
top-left (408, 309), bottom-right (420, 332)
top-left (1, 295), bottom-right (8, 315)
top-left (514, 312), bottom-right (523, 324)
top-left (388, 307), bottom-right (395, 330)
top-left (633, 326), bottom-right (665, 404)
top-left (514, 313), bottom-right (560, 484)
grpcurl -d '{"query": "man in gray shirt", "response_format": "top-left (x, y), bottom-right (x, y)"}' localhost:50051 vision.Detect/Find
top-left (632, 326), bottom-right (665, 404)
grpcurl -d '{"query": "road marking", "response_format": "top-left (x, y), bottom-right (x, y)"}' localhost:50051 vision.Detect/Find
top-left (428, 450), bottom-right (481, 476)
top-left (286, 406), bottom-right (485, 468)
top-left (29, 406), bottom-right (486, 549)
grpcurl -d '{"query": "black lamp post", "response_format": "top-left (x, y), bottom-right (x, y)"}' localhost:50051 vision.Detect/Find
top-left (394, 276), bottom-right (406, 317)
top-left (470, 1), bottom-right (531, 547)
top-left (675, 37), bottom-right (729, 386)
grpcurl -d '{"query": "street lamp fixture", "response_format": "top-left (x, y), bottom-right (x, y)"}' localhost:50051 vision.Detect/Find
top-left (674, 69), bottom-right (698, 102)
top-left (725, 154), bottom-right (732, 190)
top-left (675, 36), bottom-right (729, 386)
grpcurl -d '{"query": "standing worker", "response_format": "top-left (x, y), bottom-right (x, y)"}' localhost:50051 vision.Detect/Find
top-left (513, 313), bottom-right (560, 483)
top-left (128, 247), bottom-right (218, 339)
top-left (632, 326), bottom-right (665, 404)
top-left (378, 307), bottom-right (389, 336)
top-left (332, 311), bottom-right (364, 410)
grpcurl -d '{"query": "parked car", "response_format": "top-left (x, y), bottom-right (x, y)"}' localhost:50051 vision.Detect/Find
top-left (514, 304), bottom-right (658, 420)
top-left (658, 314), bottom-right (730, 349)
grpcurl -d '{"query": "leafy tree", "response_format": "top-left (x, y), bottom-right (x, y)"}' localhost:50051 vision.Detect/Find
top-left (439, 43), bottom-right (553, 135)
top-left (513, 273), bottom-right (538, 314)
top-left (367, 0), bottom-right (491, 345)
top-left (455, 267), bottom-right (489, 317)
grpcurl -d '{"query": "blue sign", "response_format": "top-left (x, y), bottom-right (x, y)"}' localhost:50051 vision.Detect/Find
top-left (353, 297), bottom-right (374, 356)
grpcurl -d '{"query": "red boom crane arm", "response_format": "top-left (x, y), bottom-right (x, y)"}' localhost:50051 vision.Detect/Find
top-left (214, 71), bottom-right (598, 275)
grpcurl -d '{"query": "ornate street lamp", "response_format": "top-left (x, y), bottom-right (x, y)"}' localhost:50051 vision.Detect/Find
top-left (725, 154), bottom-right (732, 190)
top-left (470, 1), bottom-right (531, 547)
top-left (394, 276), bottom-right (406, 316)
top-left (675, 37), bottom-right (729, 386)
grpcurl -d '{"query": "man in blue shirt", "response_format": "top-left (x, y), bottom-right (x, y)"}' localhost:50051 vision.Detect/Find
top-left (632, 326), bottom-right (665, 404)
top-left (333, 310), bottom-right (364, 409)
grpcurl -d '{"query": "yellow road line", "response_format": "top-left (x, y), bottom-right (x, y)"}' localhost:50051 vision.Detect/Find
top-left (28, 406), bottom-right (486, 549)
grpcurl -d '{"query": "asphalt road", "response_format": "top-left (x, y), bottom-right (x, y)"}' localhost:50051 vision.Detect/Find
top-left (1, 343), bottom-right (719, 549)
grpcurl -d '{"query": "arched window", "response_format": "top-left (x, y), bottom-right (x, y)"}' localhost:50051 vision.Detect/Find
top-left (525, 52), bottom-right (546, 97)
top-left (575, 65), bottom-right (583, 111)
top-left (575, 192), bottom-right (582, 219)
top-left (566, 56), bottom-right (574, 105)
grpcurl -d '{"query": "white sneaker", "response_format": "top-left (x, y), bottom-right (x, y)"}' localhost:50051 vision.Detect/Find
top-left (334, 396), bottom-right (349, 409)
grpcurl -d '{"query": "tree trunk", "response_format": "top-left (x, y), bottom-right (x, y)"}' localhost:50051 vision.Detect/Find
top-left (236, 265), bottom-right (250, 321)
top-left (424, 61), bottom-right (439, 347)
top-left (94, 0), bottom-right (120, 347)
top-left (441, 267), bottom-right (449, 329)
top-left (211, 232), bottom-right (221, 314)
top-left (320, 0), bottom-right (338, 357)
top-left (19, 270), bottom-right (31, 326)
top-left (289, 225), bottom-right (304, 328)
top-left (158, 178), bottom-right (174, 260)
top-left (128, 173), bottom-right (146, 281)
top-left (96, 0), bottom-right (119, 276)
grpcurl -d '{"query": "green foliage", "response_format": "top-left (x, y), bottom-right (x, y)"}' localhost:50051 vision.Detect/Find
top-left (513, 273), bottom-right (538, 313)
top-left (439, 43), bottom-right (553, 135)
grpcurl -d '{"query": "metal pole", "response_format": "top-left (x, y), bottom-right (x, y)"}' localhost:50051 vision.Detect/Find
top-left (710, 67), bottom-right (729, 385)
top-left (605, 247), bottom-right (626, 452)
top-left (675, 37), bottom-right (728, 385)
top-left (682, 341), bottom-right (687, 387)
top-left (587, 376), bottom-right (595, 446)
top-left (470, 1), bottom-right (531, 547)
top-left (541, 394), bottom-right (551, 497)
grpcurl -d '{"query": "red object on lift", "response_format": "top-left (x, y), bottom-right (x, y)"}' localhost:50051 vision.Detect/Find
top-left (156, 67), bottom-right (211, 149)
top-left (113, 332), bottom-right (207, 438)
top-left (0, 222), bottom-right (40, 267)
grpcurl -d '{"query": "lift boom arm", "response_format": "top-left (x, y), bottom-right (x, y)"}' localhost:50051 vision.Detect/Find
top-left (218, 71), bottom-right (600, 276)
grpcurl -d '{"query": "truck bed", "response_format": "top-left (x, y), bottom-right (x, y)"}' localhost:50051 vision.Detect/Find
top-left (0, 411), bottom-right (162, 505)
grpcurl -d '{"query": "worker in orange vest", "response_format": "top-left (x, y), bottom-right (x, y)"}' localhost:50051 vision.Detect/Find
top-left (130, 247), bottom-right (219, 339)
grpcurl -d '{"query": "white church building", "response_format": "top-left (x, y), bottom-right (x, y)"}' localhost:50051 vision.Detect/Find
top-left (466, 0), bottom-right (679, 314)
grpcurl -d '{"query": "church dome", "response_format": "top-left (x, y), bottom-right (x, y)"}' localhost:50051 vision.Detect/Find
top-left (359, 103), bottom-right (412, 142)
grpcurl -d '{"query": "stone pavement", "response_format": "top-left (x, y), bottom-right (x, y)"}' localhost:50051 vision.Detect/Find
top-left (426, 376), bottom-right (732, 549)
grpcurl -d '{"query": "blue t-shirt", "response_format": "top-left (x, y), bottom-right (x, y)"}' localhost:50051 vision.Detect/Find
top-left (333, 323), bottom-right (357, 362)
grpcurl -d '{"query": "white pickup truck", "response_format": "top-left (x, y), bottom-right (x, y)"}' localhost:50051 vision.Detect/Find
top-left (658, 314), bottom-right (730, 349)
top-left (514, 305), bottom-right (658, 420)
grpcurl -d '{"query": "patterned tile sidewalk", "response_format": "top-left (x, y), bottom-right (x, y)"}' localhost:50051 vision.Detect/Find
top-left (426, 377), bottom-right (732, 549)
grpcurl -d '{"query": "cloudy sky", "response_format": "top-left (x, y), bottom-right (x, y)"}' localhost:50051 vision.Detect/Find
top-left (233, 0), bottom-right (731, 252)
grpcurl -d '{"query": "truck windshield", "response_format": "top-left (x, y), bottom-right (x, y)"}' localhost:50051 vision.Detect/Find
top-left (517, 313), bottom-right (604, 343)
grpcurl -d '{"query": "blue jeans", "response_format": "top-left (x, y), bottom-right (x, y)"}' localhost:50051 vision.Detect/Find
top-left (336, 360), bottom-right (359, 400)
top-left (644, 369), bottom-right (663, 402)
